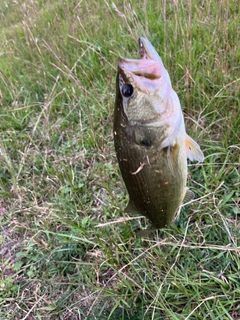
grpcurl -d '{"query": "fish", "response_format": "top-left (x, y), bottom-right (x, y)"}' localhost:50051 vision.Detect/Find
top-left (113, 37), bottom-right (204, 233)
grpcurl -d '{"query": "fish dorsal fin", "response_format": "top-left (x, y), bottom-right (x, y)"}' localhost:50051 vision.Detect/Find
top-left (183, 188), bottom-right (195, 203)
top-left (185, 134), bottom-right (204, 162)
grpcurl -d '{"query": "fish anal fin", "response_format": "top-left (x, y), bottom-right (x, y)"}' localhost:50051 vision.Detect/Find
top-left (183, 188), bottom-right (195, 203)
top-left (185, 134), bottom-right (204, 162)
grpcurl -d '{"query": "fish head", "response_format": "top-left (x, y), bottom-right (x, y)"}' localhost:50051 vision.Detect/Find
top-left (116, 37), bottom-right (204, 162)
top-left (118, 37), bottom-right (175, 126)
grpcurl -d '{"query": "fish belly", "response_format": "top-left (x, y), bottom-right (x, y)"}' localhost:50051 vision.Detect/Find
top-left (114, 119), bottom-right (187, 229)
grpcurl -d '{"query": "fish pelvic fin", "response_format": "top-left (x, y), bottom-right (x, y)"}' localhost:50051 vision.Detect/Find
top-left (125, 200), bottom-right (140, 215)
top-left (183, 188), bottom-right (195, 203)
top-left (185, 134), bottom-right (204, 162)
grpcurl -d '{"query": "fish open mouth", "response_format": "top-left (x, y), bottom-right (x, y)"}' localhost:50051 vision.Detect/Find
top-left (118, 37), bottom-right (165, 85)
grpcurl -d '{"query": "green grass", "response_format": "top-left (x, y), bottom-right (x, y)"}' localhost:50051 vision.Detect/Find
top-left (0, 0), bottom-right (239, 319)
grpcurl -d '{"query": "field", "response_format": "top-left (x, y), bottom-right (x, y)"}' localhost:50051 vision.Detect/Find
top-left (0, 0), bottom-right (239, 319)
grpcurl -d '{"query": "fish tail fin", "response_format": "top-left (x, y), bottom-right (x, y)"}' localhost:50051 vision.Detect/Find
top-left (183, 188), bottom-right (195, 203)
top-left (174, 188), bottom-right (194, 222)
top-left (185, 134), bottom-right (204, 162)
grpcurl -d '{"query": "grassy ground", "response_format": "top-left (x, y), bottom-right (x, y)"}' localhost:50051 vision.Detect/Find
top-left (0, 0), bottom-right (239, 319)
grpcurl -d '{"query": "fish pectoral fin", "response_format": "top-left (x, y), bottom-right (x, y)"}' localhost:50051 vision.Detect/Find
top-left (183, 188), bottom-right (195, 203)
top-left (166, 149), bottom-right (175, 176)
top-left (166, 143), bottom-right (179, 176)
top-left (185, 134), bottom-right (204, 162)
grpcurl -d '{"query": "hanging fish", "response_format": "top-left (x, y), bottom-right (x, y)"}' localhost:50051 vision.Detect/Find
top-left (113, 37), bottom-right (204, 233)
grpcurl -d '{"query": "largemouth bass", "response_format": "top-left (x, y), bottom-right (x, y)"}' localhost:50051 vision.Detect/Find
top-left (113, 37), bottom-right (204, 232)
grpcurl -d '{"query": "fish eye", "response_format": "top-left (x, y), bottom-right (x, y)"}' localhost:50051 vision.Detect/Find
top-left (122, 84), bottom-right (134, 98)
